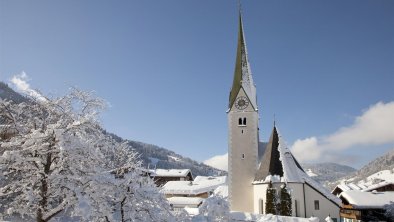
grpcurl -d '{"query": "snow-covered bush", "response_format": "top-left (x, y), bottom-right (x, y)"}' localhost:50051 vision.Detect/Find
top-left (199, 194), bottom-right (229, 221)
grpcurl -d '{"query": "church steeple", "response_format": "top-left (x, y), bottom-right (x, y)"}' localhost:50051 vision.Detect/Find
top-left (229, 11), bottom-right (257, 111)
top-left (227, 9), bottom-right (259, 213)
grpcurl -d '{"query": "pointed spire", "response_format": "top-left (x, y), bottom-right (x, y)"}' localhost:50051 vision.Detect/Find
top-left (229, 10), bottom-right (258, 110)
top-left (255, 125), bottom-right (283, 181)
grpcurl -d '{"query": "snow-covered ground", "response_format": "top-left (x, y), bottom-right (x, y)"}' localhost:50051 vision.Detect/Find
top-left (228, 212), bottom-right (319, 222)
top-left (364, 169), bottom-right (394, 185)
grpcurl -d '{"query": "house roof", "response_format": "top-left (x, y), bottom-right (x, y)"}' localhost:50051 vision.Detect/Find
top-left (340, 191), bottom-right (394, 209)
top-left (362, 181), bottom-right (394, 192)
top-left (167, 197), bottom-right (204, 206)
top-left (228, 11), bottom-right (257, 110)
top-left (161, 176), bottom-right (227, 196)
top-left (150, 169), bottom-right (191, 178)
top-left (332, 181), bottom-right (394, 194)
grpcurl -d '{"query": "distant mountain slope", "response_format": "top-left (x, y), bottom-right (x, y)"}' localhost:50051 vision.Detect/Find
top-left (0, 82), bottom-right (28, 104)
top-left (301, 162), bottom-right (356, 188)
top-left (327, 148), bottom-right (394, 189)
top-left (107, 132), bottom-right (224, 177)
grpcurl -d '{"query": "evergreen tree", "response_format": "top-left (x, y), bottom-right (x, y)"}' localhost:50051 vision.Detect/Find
top-left (279, 184), bottom-right (292, 216)
top-left (265, 181), bottom-right (277, 214)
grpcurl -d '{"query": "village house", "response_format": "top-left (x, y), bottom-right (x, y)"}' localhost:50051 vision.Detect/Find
top-left (149, 169), bottom-right (193, 187)
top-left (339, 190), bottom-right (394, 221)
top-left (161, 176), bottom-right (226, 211)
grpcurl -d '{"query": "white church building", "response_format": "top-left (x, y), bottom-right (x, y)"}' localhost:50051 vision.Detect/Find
top-left (227, 12), bottom-right (341, 221)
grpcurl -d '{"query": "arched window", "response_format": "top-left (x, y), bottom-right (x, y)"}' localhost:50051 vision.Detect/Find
top-left (243, 118), bottom-right (247, 125)
top-left (241, 154), bottom-right (245, 159)
top-left (238, 118), bottom-right (242, 125)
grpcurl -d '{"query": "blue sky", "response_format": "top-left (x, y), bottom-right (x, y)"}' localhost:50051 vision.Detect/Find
top-left (1, 1), bottom-right (393, 169)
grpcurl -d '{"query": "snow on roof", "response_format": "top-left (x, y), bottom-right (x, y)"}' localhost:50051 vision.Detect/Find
top-left (333, 180), bottom-right (394, 194)
top-left (362, 181), bottom-right (394, 192)
top-left (253, 128), bottom-right (341, 206)
top-left (277, 135), bottom-right (303, 183)
top-left (298, 168), bottom-right (342, 206)
top-left (167, 197), bottom-right (204, 206)
top-left (306, 169), bottom-right (317, 177)
top-left (347, 183), bottom-right (362, 190)
top-left (184, 207), bottom-right (199, 216)
top-left (230, 211), bottom-right (319, 222)
top-left (340, 191), bottom-right (394, 209)
top-left (161, 176), bottom-right (227, 195)
top-left (150, 169), bottom-right (191, 177)
top-left (337, 184), bottom-right (351, 192)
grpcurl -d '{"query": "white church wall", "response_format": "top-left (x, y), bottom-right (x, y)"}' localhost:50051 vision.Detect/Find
top-left (252, 182), bottom-right (339, 221)
top-left (253, 183), bottom-right (268, 214)
top-left (304, 183), bottom-right (340, 221)
top-left (287, 183), bottom-right (306, 218)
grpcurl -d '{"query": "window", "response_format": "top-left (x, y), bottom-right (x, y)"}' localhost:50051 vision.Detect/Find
top-left (314, 200), bottom-right (319, 210)
top-left (241, 154), bottom-right (245, 159)
top-left (259, 199), bottom-right (264, 214)
top-left (238, 117), bottom-right (247, 126)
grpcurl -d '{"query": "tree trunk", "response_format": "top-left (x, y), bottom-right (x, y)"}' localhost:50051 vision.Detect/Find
top-left (121, 197), bottom-right (127, 222)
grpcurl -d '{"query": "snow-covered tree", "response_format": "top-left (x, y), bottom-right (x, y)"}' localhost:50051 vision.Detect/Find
top-left (0, 89), bottom-right (107, 221)
top-left (85, 140), bottom-right (174, 221)
top-left (279, 184), bottom-right (292, 216)
top-left (0, 89), bottom-right (175, 222)
top-left (265, 181), bottom-right (277, 214)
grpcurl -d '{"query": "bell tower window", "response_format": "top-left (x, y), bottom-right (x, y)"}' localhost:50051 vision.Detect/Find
top-left (238, 117), bottom-right (247, 126)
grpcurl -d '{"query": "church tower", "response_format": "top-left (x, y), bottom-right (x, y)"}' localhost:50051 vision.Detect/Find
top-left (227, 11), bottom-right (259, 213)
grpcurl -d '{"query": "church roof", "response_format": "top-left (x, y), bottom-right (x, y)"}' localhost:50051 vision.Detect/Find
top-left (255, 126), bottom-right (284, 180)
top-left (255, 125), bottom-right (309, 182)
top-left (254, 125), bottom-right (341, 206)
top-left (229, 12), bottom-right (257, 110)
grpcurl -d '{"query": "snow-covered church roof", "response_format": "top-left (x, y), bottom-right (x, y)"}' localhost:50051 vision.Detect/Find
top-left (255, 126), bottom-right (305, 182)
top-left (254, 125), bottom-right (341, 206)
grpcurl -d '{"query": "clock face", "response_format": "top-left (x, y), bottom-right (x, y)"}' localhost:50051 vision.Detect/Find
top-left (235, 96), bottom-right (249, 110)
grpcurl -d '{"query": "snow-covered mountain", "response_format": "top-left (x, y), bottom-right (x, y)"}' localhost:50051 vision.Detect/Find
top-left (301, 162), bottom-right (356, 188)
top-left (0, 82), bottom-right (224, 177)
top-left (327, 148), bottom-right (394, 189)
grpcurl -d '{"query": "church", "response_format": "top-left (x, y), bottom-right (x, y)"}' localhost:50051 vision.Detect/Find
top-left (227, 12), bottom-right (341, 221)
